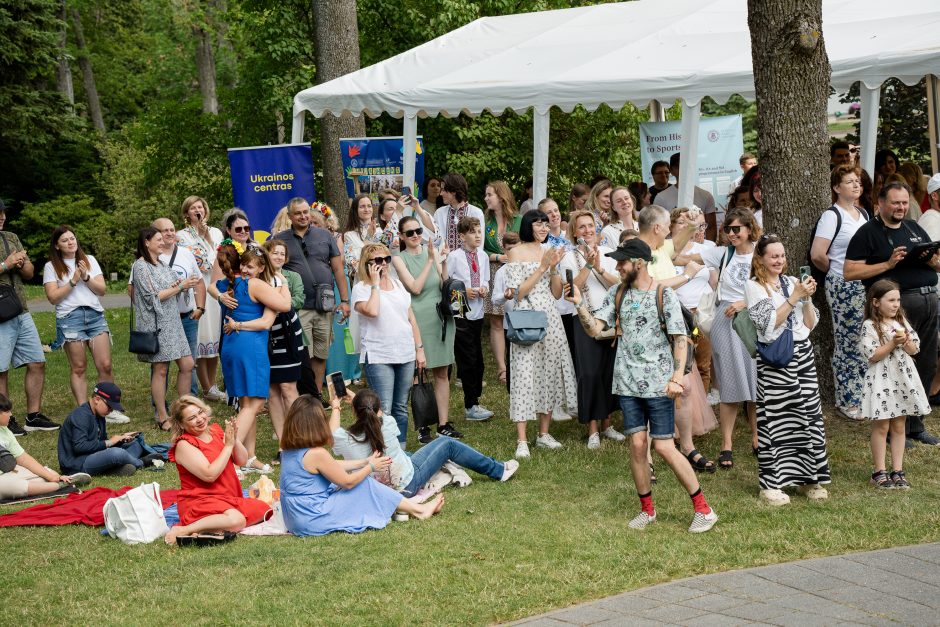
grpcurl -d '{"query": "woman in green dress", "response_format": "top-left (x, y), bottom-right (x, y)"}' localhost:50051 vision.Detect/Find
top-left (391, 216), bottom-right (456, 445)
top-left (483, 181), bottom-right (522, 384)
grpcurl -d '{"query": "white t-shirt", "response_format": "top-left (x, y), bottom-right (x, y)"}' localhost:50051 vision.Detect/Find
top-left (918, 210), bottom-right (940, 243)
top-left (701, 245), bottom-right (752, 303)
top-left (160, 246), bottom-right (202, 313)
top-left (674, 242), bottom-right (714, 309)
top-left (446, 248), bottom-right (489, 321)
top-left (654, 185), bottom-right (716, 214)
top-left (745, 277), bottom-right (815, 342)
top-left (560, 246), bottom-right (617, 313)
top-left (814, 205), bottom-right (869, 278)
top-left (599, 222), bottom-right (626, 249)
top-left (351, 278), bottom-right (415, 364)
top-left (332, 414), bottom-right (413, 490)
top-left (42, 256), bottom-right (104, 318)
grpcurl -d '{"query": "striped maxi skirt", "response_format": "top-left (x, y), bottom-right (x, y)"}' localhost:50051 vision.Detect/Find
top-left (756, 338), bottom-right (831, 490)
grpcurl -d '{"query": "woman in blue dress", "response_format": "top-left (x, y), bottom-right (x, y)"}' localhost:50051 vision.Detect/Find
top-left (216, 242), bottom-right (291, 472)
top-left (280, 394), bottom-right (444, 537)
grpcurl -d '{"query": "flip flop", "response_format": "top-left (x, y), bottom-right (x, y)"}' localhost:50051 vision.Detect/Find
top-left (718, 450), bottom-right (734, 470)
top-left (175, 531), bottom-right (237, 547)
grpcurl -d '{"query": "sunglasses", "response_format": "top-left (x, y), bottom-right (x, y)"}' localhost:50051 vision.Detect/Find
top-left (369, 256), bottom-right (392, 266)
top-left (759, 233), bottom-right (780, 241)
top-left (232, 225), bottom-right (251, 234)
top-left (403, 227), bottom-right (424, 238)
top-left (722, 225), bottom-right (745, 235)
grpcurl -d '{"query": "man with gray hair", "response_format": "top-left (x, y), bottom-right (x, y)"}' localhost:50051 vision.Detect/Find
top-left (636, 205), bottom-right (701, 289)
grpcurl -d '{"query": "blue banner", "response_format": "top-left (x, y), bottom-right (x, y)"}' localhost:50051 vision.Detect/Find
top-left (339, 136), bottom-right (425, 201)
top-left (639, 115), bottom-right (744, 210)
top-left (227, 143), bottom-right (316, 241)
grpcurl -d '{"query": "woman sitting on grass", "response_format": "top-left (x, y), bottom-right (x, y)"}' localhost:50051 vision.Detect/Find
top-left (279, 394), bottom-right (444, 537)
top-left (332, 389), bottom-right (518, 498)
top-left (164, 395), bottom-right (271, 545)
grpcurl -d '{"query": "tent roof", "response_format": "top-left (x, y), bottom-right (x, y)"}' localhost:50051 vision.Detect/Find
top-left (293, 0), bottom-right (940, 120)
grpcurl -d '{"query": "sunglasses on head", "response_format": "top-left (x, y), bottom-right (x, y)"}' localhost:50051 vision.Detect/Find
top-left (759, 233), bottom-right (779, 241)
top-left (232, 225), bottom-right (251, 234)
top-left (403, 227), bottom-right (424, 238)
top-left (722, 225), bottom-right (745, 235)
top-left (369, 256), bottom-right (392, 266)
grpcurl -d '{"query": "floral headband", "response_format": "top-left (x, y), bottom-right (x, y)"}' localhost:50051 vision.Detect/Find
top-left (218, 238), bottom-right (244, 255)
top-left (310, 201), bottom-right (332, 218)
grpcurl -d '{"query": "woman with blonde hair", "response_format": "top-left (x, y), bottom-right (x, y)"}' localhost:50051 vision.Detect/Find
top-left (600, 187), bottom-right (636, 248)
top-left (583, 179), bottom-right (613, 231)
top-left (269, 207), bottom-right (293, 235)
top-left (483, 181), bottom-right (522, 384)
top-left (177, 196), bottom-right (225, 401)
top-left (898, 162), bottom-right (928, 218)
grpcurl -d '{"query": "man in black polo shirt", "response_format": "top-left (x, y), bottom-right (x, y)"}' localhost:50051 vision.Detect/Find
top-left (845, 181), bottom-right (940, 446)
top-left (273, 198), bottom-right (349, 395)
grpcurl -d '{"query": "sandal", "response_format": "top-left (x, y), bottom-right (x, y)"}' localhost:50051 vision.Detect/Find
top-left (649, 463), bottom-right (657, 484)
top-left (240, 456), bottom-right (272, 475)
top-left (154, 417), bottom-right (171, 432)
top-left (685, 449), bottom-right (716, 473)
top-left (718, 450), bottom-right (734, 470)
top-left (175, 531), bottom-right (238, 547)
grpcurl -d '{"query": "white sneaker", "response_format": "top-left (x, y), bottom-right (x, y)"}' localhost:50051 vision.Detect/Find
top-left (797, 484), bottom-right (829, 501)
top-left (465, 405), bottom-right (492, 421)
top-left (515, 441), bottom-right (531, 459)
top-left (628, 511), bottom-right (656, 530)
top-left (587, 433), bottom-right (601, 450)
top-left (105, 410), bottom-right (131, 424)
top-left (759, 488), bottom-right (790, 506)
top-left (535, 433), bottom-right (563, 450)
top-left (393, 512), bottom-right (409, 522)
top-left (501, 459), bottom-right (520, 481)
top-left (552, 408), bottom-right (573, 421)
top-left (474, 404), bottom-right (494, 418)
top-left (205, 386), bottom-right (227, 402)
top-left (706, 389), bottom-right (721, 406)
top-left (601, 426), bottom-right (625, 441)
top-left (688, 509), bottom-right (719, 533)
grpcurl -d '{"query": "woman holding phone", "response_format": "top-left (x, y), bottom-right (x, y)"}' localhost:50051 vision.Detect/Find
top-left (352, 243), bottom-right (426, 449)
top-left (391, 217), bottom-right (456, 444)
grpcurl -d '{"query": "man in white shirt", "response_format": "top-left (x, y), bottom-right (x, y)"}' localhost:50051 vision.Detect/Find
top-left (918, 173), bottom-right (940, 241)
top-left (433, 173), bottom-right (485, 253)
top-left (654, 153), bottom-right (717, 241)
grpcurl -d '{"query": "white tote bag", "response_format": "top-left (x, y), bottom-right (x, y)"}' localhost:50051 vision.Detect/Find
top-left (103, 482), bottom-right (169, 545)
top-left (695, 245), bottom-right (733, 335)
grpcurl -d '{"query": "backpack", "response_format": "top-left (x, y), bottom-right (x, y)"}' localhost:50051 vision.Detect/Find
top-left (436, 277), bottom-right (468, 340)
top-left (807, 205), bottom-right (868, 285)
top-left (656, 285), bottom-right (696, 376)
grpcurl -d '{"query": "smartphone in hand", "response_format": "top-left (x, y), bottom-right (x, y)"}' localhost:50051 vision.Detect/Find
top-left (798, 265), bottom-right (810, 281)
top-left (328, 371), bottom-right (347, 399)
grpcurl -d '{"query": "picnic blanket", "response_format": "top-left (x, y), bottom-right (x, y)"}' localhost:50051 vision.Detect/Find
top-left (0, 487), bottom-right (179, 527)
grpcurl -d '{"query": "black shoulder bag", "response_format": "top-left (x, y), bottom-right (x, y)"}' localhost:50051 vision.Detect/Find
top-left (0, 234), bottom-right (25, 323)
top-left (129, 263), bottom-right (161, 355)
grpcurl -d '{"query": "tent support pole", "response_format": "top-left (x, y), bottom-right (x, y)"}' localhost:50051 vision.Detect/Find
top-left (859, 85), bottom-right (881, 175)
top-left (927, 75), bottom-right (939, 176)
top-left (532, 109), bottom-right (550, 203)
top-left (403, 114), bottom-right (418, 190)
top-left (291, 108), bottom-right (306, 144)
top-left (678, 101), bottom-right (700, 209)
top-left (649, 100), bottom-right (666, 123)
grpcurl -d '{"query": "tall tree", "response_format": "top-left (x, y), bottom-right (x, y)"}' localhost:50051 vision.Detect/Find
top-left (748, 0), bottom-right (834, 400)
top-left (312, 0), bottom-right (365, 217)
top-left (69, 6), bottom-right (106, 133)
top-left (194, 24), bottom-right (218, 114)
top-left (55, 0), bottom-right (74, 106)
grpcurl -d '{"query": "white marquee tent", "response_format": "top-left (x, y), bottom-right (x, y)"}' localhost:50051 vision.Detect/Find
top-left (292, 0), bottom-right (940, 206)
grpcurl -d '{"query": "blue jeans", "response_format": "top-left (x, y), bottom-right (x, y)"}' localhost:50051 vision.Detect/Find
top-left (618, 395), bottom-right (675, 439)
top-left (402, 437), bottom-right (504, 496)
top-left (81, 439), bottom-right (146, 475)
top-left (363, 360), bottom-right (414, 446)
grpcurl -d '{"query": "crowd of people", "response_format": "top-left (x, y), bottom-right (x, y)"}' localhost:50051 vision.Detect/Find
top-left (2, 144), bottom-right (940, 541)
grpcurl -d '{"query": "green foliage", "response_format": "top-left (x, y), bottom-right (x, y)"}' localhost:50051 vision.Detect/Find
top-left (14, 194), bottom-right (106, 270)
top-left (839, 79), bottom-right (931, 170)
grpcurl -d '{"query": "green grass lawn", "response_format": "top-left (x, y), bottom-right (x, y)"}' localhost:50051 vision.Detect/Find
top-left (3, 310), bottom-right (940, 625)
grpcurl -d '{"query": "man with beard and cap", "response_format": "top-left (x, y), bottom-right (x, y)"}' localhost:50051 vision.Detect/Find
top-left (845, 181), bottom-right (940, 443)
top-left (566, 238), bottom-right (718, 534)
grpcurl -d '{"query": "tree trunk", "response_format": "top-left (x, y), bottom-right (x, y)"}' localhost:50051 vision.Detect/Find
top-left (748, 0), bottom-right (834, 403)
top-left (56, 0), bottom-right (74, 106)
top-left (69, 6), bottom-right (104, 133)
top-left (194, 26), bottom-right (219, 115)
top-left (275, 109), bottom-right (285, 144)
top-left (312, 0), bottom-right (366, 220)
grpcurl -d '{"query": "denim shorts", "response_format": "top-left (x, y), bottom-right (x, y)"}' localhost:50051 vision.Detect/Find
top-left (0, 313), bottom-right (46, 372)
top-left (59, 306), bottom-right (110, 343)
top-left (618, 395), bottom-right (675, 439)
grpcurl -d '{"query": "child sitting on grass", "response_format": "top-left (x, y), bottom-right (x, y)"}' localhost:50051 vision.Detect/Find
top-left (0, 393), bottom-right (90, 500)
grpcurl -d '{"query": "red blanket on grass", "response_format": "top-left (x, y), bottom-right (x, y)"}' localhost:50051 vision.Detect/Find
top-left (0, 487), bottom-right (180, 527)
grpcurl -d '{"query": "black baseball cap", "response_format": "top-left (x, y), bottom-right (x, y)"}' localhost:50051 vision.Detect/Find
top-left (606, 238), bottom-right (653, 262)
top-left (93, 381), bottom-right (125, 412)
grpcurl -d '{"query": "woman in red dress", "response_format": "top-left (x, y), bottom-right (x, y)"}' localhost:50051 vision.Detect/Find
top-left (164, 395), bottom-right (271, 545)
